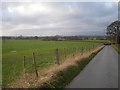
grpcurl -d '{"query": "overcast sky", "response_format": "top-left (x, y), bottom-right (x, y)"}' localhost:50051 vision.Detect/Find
top-left (1, 2), bottom-right (118, 36)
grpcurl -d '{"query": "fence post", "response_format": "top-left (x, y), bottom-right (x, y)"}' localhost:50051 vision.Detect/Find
top-left (33, 52), bottom-right (38, 78)
top-left (23, 56), bottom-right (26, 77)
top-left (56, 48), bottom-right (60, 65)
top-left (93, 45), bottom-right (94, 49)
top-left (81, 47), bottom-right (83, 55)
top-left (72, 48), bottom-right (75, 57)
top-left (89, 46), bottom-right (91, 52)
top-left (82, 47), bottom-right (84, 54)
top-left (76, 47), bottom-right (78, 54)
top-left (84, 47), bottom-right (86, 52)
top-left (64, 48), bottom-right (67, 58)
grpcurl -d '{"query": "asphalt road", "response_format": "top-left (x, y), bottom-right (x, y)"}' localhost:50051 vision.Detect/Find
top-left (66, 46), bottom-right (118, 88)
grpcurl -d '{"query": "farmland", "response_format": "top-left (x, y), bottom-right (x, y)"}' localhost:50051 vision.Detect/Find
top-left (2, 40), bottom-right (108, 86)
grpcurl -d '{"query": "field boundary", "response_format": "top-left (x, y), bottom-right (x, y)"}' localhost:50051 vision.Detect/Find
top-left (7, 45), bottom-right (104, 88)
top-left (38, 46), bottom-right (104, 88)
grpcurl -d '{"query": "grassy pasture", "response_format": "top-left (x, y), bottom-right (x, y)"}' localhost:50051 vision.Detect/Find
top-left (2, 40), bottom-right (108, 86)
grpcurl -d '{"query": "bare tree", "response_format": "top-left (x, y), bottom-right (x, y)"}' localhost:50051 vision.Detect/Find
top-left (106, 21), bottom-right (120, 44)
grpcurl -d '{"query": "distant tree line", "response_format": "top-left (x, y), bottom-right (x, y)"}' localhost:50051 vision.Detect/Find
top-left (2, 35), bottom-right (107, 41)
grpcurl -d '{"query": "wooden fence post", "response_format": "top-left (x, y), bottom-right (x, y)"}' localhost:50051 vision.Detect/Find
top-left (64, 48), bottom-right (67, 58)
top-left (33, 52), bottom-right (38, 78)
top-left (56, 48), bottom-right (60, 65)
top-left (89, 46), bottom-right (91, 52)
top-left (83, 47), bottom-right (84, 54)
top-left (93, 45), bottom-right (94, 49)
top-left (84, 47), bottom-right (86, 52)
top-left (73, 48), bottom-right (75, 57)
top-left (76, 47), bottom-right (78, 54)
top-left (23, 56), bottom-right (26, 77)
top-left (81, 47), bottom-right (83, 55)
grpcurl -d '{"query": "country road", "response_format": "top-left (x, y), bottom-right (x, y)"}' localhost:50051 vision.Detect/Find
top-left (66, 46), bottom-right (118, 88)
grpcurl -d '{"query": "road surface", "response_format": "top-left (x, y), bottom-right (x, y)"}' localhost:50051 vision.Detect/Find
top-left (66, 46), bottom-right (118, 88)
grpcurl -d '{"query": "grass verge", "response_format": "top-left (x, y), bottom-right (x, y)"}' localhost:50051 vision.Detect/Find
top-left (38, 47), bottom-right (103, 89)
top-left (112, 44), bottom-right (120, 54)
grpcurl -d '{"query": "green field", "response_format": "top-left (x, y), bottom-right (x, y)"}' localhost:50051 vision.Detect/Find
top-left (2, 40), bottom-right (108, 86)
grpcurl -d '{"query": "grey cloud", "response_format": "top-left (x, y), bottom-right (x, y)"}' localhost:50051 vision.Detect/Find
top-left (2, 2), bottom-right (118, 36)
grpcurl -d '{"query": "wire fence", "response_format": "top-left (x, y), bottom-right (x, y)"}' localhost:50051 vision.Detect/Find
top-left (22, 44), bottom-right (101, 78)
top-left (3, 43), bottom-right (102, 86)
